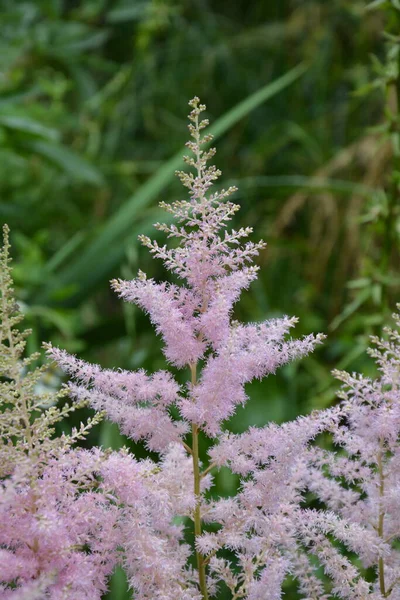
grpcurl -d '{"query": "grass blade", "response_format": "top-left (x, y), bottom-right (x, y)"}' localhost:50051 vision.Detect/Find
top-left (26, 140), bottom-right (104, 186)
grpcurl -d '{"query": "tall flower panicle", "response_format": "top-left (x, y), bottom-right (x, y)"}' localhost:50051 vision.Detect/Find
top-left (299, 310), bottom-right (400, 599)
top-left (0, 224), bottom-right (105, 477)
top-left (45, 97), bottom-right (326, 600)
top-left (111, 98), bottom-right (322, 398)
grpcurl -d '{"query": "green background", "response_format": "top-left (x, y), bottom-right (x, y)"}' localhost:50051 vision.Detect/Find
top-left (2, 0), bottom-right (400, 597)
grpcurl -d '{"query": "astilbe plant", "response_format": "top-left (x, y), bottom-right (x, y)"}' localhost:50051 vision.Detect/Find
top-left (46, 98), bottom-right (331, 599)
top-left (299, 315), bottom-right (400, 599)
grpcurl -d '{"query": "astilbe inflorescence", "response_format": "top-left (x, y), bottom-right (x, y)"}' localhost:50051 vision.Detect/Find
top-left (47, 98), bottom-right (323, 445)
top-left (196, 313), bottom-right (400, 600)
top-left (0, 224), bottom-right (92, 476)
top-left (297, 313), bottom-right (400, 599)
top-left (46, 98), bottom-right (327, 599)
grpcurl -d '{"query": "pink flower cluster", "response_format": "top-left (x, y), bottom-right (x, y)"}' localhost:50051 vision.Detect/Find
top-left (0, 449), bottom-right (119, 600)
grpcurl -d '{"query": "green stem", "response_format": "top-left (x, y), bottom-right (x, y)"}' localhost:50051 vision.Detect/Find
top-left (201, 462), bottom-right (217, 479)
top-left (190, 363), bottom-right (209, 600)
top-left (189, 103), bottom-right (210, 599)
top-left (377, 440), bottom-right (386, 597)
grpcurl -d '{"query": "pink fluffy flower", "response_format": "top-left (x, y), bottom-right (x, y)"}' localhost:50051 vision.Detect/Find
top-left (0, 449), bottom-right (120, 599)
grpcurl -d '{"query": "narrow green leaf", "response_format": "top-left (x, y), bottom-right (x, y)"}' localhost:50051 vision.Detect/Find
top-left (209, 63), bottom-right (307, 139)
top-left (0, 115), bottom-right (59, 140)
top-left (67, 64), bottom-right (98, 101)
top-left (106, 3), bottom-right (148, 23)
top-left (56, 30), bottom-right (110, 55)
top-left (26, 140), bottom-right (104, 186)
top-left (336, 342), bottom-right (369, 371)
top-left (45, 232), bottom-right (86, 274)
top-left (329, 288), bottom-right (371, 331)
top-left (99, 421), bottom-right (125, 450)
top-left (0, 86), bottom-right (41, 108)
top-left (104, 566), bottom-right (129, 600)
top-left (364, 0), bottom-right (389, 10)
top-left (26, 306), bottom-right (73, 338)
top-left (346, 278), bottom-right (372, 289)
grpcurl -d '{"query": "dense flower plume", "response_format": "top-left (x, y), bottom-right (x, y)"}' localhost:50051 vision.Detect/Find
top-left (45, 345), bottom-right (185, 452)
top-left (2, 99), bottom-right (400, 599)
top-left (300, 315), bottom-right (400, 598)
top-left (100, 445), bottom-right (206, 600)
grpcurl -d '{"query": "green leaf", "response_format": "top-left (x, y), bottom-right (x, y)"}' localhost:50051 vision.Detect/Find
top-left (335, 340), bottom-right (369, 371)
top-left (26, 140), bottom-right (104, 186)
top-left (67, 64), bottom-right (98, 101)
top-left (106, 3), bottom-right (148, 23)
top-left (329, 288), bottom-right (371, 331)
top-left (346, 278), bottom-right (371, 289)
top-left (209, 64), bottom-right (308, 139)
top-left (0, 86), bottom-right (42, 108)
top-left (104, 566), bottom-right (129, 600)
top-left (365, 0), bottom-right (389, 11)
top-left (99, 420), bottom-right (126, 450)
top-left (56, 30), bottom-right (110, 55)
top-left (0, 115), bottom-right (59, 140)
top-left (26, 306), bottom-right (74, 338)
top-left (45, 231), bottom-right (86, 273)
top-left (38, 64), bottom-right (308, 304)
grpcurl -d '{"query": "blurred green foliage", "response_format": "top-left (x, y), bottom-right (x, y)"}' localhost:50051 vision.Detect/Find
top-left (2, 0), bottom-right (400, 597)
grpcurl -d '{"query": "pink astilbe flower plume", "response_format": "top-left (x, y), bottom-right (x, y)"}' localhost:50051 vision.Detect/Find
top-left (113, 274), bottom-right (206, 367)
top-left (180, 318), bottom-right (324, 435)
top-left (45, 344), bottom-right (186, 452)
top-left (45, 97), bottom-right (327, 599)
top-left (0, 449), bottom-right (121, 600)
top-left (100, 446), bottom-right (202, 600)
top-left (296, 309), bottom-right (400, 599)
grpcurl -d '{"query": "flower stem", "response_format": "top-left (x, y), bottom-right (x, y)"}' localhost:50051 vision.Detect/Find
top-left (190, 363), bottom-right (209, 600)
top-left (201, 462), bottom-right (216, 479)
top-left (377, 440), bottom-right (386, 597)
